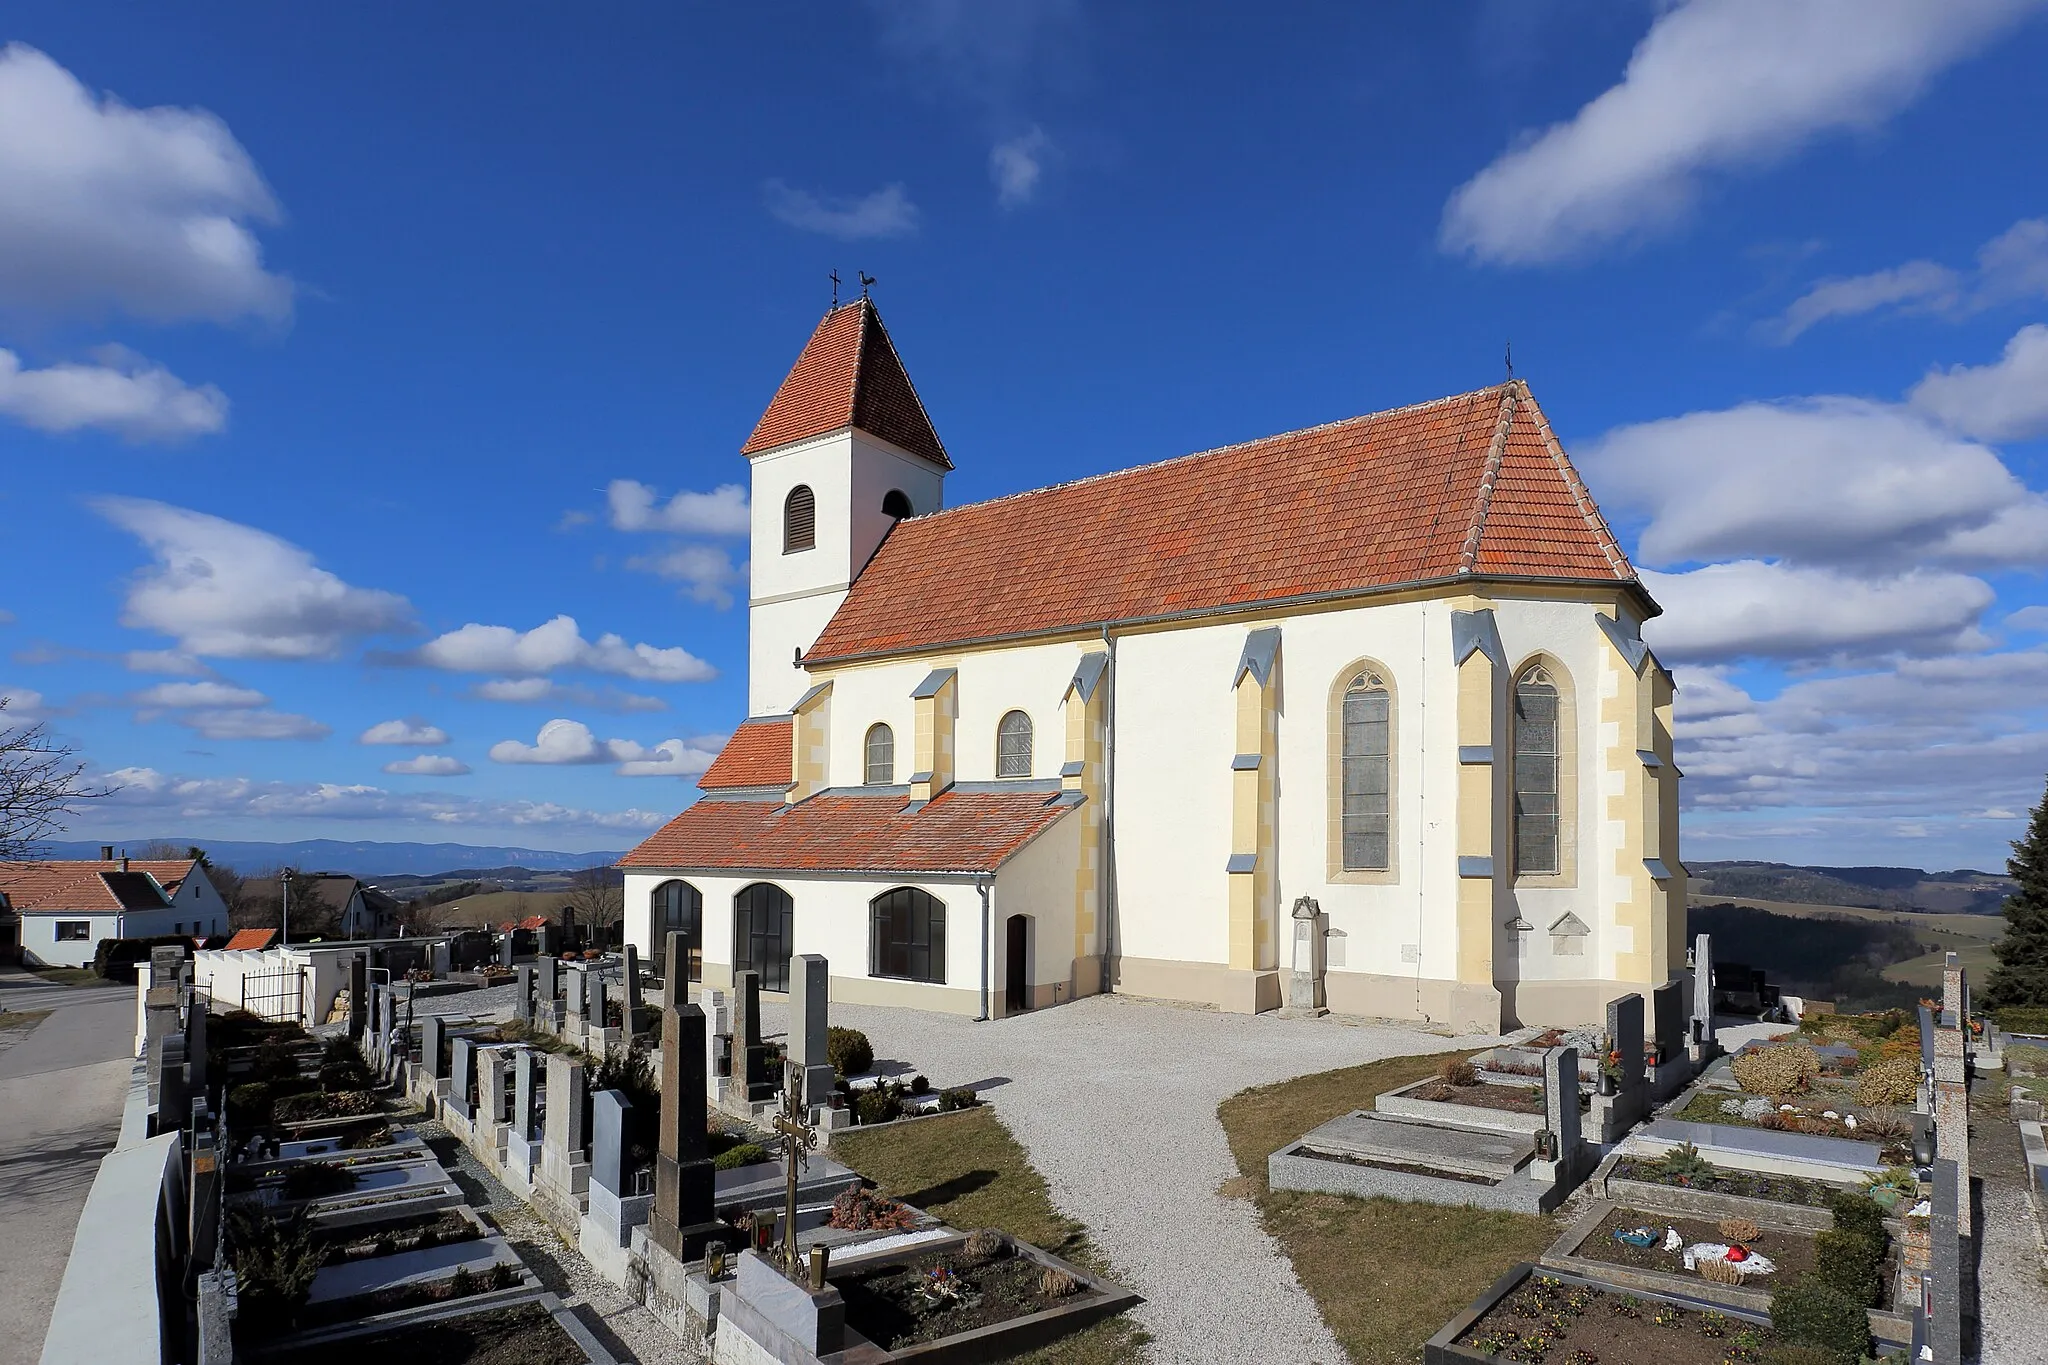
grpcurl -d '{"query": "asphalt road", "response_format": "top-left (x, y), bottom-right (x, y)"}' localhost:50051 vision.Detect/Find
top-left (0, 986), bottom-right (136, 1365)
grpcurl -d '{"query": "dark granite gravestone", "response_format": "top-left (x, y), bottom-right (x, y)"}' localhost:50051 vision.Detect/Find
top-left (651, 944), bottom-right (721, 1261)
top-left (735, 969), bottom-right (773, 1102)
top-left (536, 955), bottom-right (560, 1029)
top-left (347, 953), bottom-right (368, 1041)
top-left (514, 1049), bottom-right (539, 1143)
top-left (622, 943), bottom-right (645, 1031)
top-left (789, 954), bottom-right (833, 1109)
top-left (498, 934), bottom-right (515, 968)
top-left (421, 1015), bottom-right (446, 1082)
top-left (515, 965), bottom-right (535, 1026)
top-left (1651, 979), bottom-right (1683, 1062)
top-left (591, 1089), bottom-right (633, 1196)
top-left (1609, 992), bottom-right (1644, 1095)
top-left (1544, 1046), bottom-right (1580, 1167)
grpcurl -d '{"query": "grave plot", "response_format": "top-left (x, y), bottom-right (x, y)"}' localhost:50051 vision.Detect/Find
top-left (1426, 1267), bottom-right (1784, 1365)
top-left (247, 1299), bottom-right (609, 1365)
top-left (1664, 1030), bottom-right (1920, 1161)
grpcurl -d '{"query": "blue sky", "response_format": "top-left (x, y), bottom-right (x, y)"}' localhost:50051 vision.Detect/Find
top-left (2, 1), bottom-right (2046, 868)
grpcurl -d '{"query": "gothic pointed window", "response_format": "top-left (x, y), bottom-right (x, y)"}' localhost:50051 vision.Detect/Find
top-left (783, 484), bottom-right (816, 553)
top-left (996, 710), bottom-right (1033, 778)
top-left (864, 723), bottom-right (895, 785)
top-left (1514, 664), bottom-right (1562, 875)
top-left (1340, 670), bottom-right (1391, 870)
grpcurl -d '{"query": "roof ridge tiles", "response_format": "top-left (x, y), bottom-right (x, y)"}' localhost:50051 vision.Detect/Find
top-left (1517, 380), bottom-right (1634, 580)
top-left (1458, 387), bottom-right (1520, 575)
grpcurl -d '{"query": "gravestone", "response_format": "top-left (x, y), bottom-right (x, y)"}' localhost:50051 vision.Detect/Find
top-left (185, 999), bottom-right (209, 1101)
top-left (651, 930), bottom-right (722, 1260)
top-left (1689, 932), bottom-right (1716, 1050)
top-left (736, 970), bottom-right (773, 1102)
top-left (430, 939), bottom-right (451, 978)
top-left (537, 923), bottom-right (558, 958)
top-left (565, 965), bottom-right (588, 1023)
top-left (1651, 980), bottom-right (1683, 1063)
top-left (477, 1048), bottom-right (510, 1153)
top-left (498, 934), bottom-right (516, 968)
top-left (514, 1049), bottom-right (539, 1143)
top-left (156, 1033), bottom-right (189, 1135)
top-left (591, 1090), bottom-right (632, 1196)
top-left (536, 955), bottom-right (560, 1029)
top-left (1942, 951), bottom-right (1967, 1025)
top-left (702, 987), bottom-right (731, 1102)
top-left (347, 954), bottom-right (368, 1041)
top-left (1544, 1046), bottom-right (1581, 1172)
top-left (789, 953), bottom-right (834, 1111)
top-left (1287, 895), bottom-right (1327, 1014)
top-left (449, 1037), bottom-right (475, 1120)
top-left (541, 1052), bottom-right (589, 1197)
top-left (622, 944), bottom-right (645, 1030)
top-left (516, 966), bottom-right (535, 1026)
top-left (421, 1016), bottom-right (447, 1082)
top-left (365, 986), bottom-right (384, 1068)
top-left (1609, 993), bottom-right (1644, 1097)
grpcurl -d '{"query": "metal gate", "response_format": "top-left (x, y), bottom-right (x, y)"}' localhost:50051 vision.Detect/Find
top-left (240, 964), bottom-right (306, 1023)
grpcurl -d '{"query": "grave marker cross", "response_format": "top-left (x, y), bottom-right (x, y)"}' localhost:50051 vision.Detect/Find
top-left (770, 1058), bottom-right (818, 1277)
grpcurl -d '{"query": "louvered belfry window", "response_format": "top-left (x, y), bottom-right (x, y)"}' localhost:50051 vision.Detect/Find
top-left (784, 484), bottom-right (816, 552)
top-left (1341, 672), bottom-right (1391, 870)
top-left (1515, 665), bottom-right (1561, 875)
top-left (996, 710), bottom-right (1033, 778)
top-left (864, 723), bottom-right (894, 785)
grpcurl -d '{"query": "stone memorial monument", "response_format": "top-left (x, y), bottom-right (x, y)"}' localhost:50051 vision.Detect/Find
top-left (1285, 895), bottom-right (1327, 1015)
top-left (651, 931), bottom-right (723, 1261)
top-left (788, 954), bottom-right (835, 1116)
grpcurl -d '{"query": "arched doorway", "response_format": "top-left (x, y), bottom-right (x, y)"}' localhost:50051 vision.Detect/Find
top-left (734, 883), bottom-right (794, 993)
top-left (650, 879), bottom-right (702, 983)
top-left (1005, 914), bottom-right (1030, 1015)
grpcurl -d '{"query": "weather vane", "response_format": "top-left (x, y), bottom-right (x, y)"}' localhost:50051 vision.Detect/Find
top-left (1505, 340), bottom-right (1514, 380)
top-left (859, 271), bottom-right (876, 300)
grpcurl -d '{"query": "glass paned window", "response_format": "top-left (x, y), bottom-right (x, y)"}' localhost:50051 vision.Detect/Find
top-left (864, 723), bottom-right (894, 785)
top-left (733, 883), bottom-right (794, 993)
top-left (653, 879), bottom-right (703, 983)
top-left (1341, 673), bottom-right (1390, 870)
top-left (1515, 667), bottom-right (1561, 875)
top-left (870, 887), bottom-right (946, 984)
top-left (997, 710), bottom-right (1033, 778)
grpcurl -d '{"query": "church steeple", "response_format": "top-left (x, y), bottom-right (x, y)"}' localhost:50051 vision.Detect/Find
top-left (742, 299), bottom-right (950, 469)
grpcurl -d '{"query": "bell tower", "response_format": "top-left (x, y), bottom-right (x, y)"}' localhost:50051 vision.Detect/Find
top-left (743, 299), bottom-right (950, 715)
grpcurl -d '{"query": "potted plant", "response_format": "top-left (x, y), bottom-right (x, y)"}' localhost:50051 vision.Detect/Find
top-left (1599, 1049), bottom-right (1623, 1096)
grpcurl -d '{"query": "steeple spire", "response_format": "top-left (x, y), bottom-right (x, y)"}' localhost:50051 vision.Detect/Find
top-left (742, 299), bottom-right (950, 469)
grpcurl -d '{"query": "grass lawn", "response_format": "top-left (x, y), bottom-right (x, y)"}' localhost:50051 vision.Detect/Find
top-left (830, 1107), bottom-right (1151, 1365)
top-left (1217, 1050), bottom-right (1560, 1365)
top-left (0, 1008), bottom-right (52, 1032)
top-left (26, 966), bottom-right (99, 986)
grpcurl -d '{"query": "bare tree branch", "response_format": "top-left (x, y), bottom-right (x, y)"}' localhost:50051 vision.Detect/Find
top-left (567, 865), bottom-right (624, 935)
top-left (0, 696), bottom-right (109, 859)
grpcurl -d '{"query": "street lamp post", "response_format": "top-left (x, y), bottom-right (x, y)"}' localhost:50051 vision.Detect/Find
top-left (280, 868), bottom-right (294, 947)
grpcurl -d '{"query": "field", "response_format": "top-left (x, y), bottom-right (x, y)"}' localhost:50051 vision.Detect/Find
top-left (1686, 893), bottom-right (2005, 996)
top-left (421, 889), bottom-right (576, 928)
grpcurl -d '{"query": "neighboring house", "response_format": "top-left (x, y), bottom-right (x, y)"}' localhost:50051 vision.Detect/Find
top-left (621, 300), bottom-right (1685, 1033)
top-left (245, 873), bottom-right (403, 941)
top-left (0, 854), bottom-right (230, 968)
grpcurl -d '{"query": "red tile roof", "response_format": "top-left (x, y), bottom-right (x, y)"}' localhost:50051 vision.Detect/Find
top-left (621, 788), bottom-right (1077, 875)
top-left (805, 382), bottom-right (1640, 665)
top-left (741, 300), bottom-right (951, 469)
top-left (698, 717), bottom-right (794, 791)
top-left (225, 928), bottom-right (278, 951)
top-left (0, 860), bottom-right (184, 912)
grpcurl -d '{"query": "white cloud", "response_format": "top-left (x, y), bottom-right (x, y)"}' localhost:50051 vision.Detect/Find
top-left (1, 687), bottom-right (50, 721)
top-left (0, 346), bottom-right (227, 440)
top-left (1908, 323), bottom-right (2048, 442)
top-left (990, 127), bottom-right (1052, 208)
top-left (382, 754), bottom-right (470, 776)
top-left (1767, 216), bottom-right (2048, 340)
top-left (172, 708), bottom-right (329, 741)
top-left (124, 650), bottom-right (207, 675)
top-left (763, 180), bottom-right (919, 240)
top-left (99, 765), bottom-right (665, 832)
top-left (359, 717), bottom-right (449, 746)
top-left (0, 44), bottom-right (290, 322)
top-left (624, 544), bottom-right (748, 609)
top-left (1440, 0), bottom-right (2046, 265)
top-left (471, 678), bottom-right (667, 712)
top-left (134, 680), bottom-right (265, 708)
top-left (489, 718), bottom-right (722, 776)
top-left (94, 497), bottom-right (415, 660)
top-left (410, 614), bottom-right (714, 684)
top-left (1583, 397), bottom-right (2048, 572)
top-left (2008, 605), bottom-right (2048, 634)
top-left (605, 480), bottom-right (749, 535)
top-left (1641, 561), bottom-right (1996, 663)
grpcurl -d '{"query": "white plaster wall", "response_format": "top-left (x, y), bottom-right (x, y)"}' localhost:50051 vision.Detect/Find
top-left (993, 812), bottom-right (1081, 992)
top-left (20, 912), bottom-right (122, 967)
top-left (847, 431), bottom-right (946, 571)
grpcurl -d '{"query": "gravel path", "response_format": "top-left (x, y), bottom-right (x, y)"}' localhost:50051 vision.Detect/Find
top-left (1969, 1089), bottom-right (2048, 1365)
top-left (419, 1117), bottom-right (699, 1364)
top-left (757, 992), bottom-right (1493, 1365)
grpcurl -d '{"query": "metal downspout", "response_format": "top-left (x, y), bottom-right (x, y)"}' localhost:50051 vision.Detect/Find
top-left (1098, 623), bottom-right (1118, 998)
top-left (977, 877), bottom-right (992, 1021)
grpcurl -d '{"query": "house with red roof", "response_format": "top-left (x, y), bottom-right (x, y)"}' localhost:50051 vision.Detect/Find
top-left (0, 853), bottom-right (229, 968)
top-left (621, 300), bottom-right (1685, 1031)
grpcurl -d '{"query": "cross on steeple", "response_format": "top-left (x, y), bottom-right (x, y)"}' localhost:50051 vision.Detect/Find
top-left (829, 269), bottom-right (841, 308)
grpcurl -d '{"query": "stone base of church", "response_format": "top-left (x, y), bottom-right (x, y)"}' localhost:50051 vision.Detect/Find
top-left (1322, 971), bottom-right (1503, 1034)
top-left (1112, 956), bottom-right (1282, 1015)
top-left (1497, 977), bottom-right (1650, 1032)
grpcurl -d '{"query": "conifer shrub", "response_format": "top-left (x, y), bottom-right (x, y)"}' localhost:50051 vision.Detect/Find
top-left (1769, 1281), bottom-right (1868, 1362)
top-left (1810, 1230), bottom-right (1883, 1306)
top-left (827, 1026), bottom-right (874, 1080)
top-left (1854, 1055), bottom-right (1921, 1107)
top-left (1731, 1044), bottom-right (1823, 1096)
top-left (712, 1143), bottom-right (768, 1170)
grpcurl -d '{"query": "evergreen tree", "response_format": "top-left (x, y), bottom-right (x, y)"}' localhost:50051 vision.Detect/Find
top-left (1984, 775), bottom-right (2048, 1009)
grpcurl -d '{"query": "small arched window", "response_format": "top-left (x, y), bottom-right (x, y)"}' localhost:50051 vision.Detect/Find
top-left (881, 489), bottom-right (913, 519)
top-left (1340, 670), bottom-right (1391, 870)
top-left (996, 710), bottom-right (1033, 778)
top-left (871, 887), bottom-right (946, 983)
top-left (864, 723), bottom-right (895, 785)
top-left (1514, 664), bottom-right (1562, 875)
top-left (783, 484), bottom-right (816, 553)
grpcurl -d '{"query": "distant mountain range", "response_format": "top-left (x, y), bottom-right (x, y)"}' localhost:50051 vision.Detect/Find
top-left (37, 838), bottom-right (627, 878)
top-left (1687, 861), bottom-right (2017, 915)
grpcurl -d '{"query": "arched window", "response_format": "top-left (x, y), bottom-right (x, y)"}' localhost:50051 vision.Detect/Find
top-left (996, 710), bottom-right (1033, 778)
top-left (1514, 664), bottom-right (1563, 875)
top-left (870, 887), bottom-right (946, 984)
top-left (783, 485), bottom-right (816, 553)
top-left (1340, 670), bottom-right (1392, 870)
top-left (881, 488), bottom-right (913, 519)
top-left (733, 883), bottom-right (794, 992)
top-left (864, 723), bottom-right (895, 785)
top-left (650, 879), bottom-right (702, 983)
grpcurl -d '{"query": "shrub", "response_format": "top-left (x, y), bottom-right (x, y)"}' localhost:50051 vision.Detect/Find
top-left (487, 1261), bottom-right (517, 1290)
top-left (960, 1228), bottom-right (1005, 1264)
top-left (856, 1085), bottom-right (903, 1126)
top-left (1810, 1230), bottom-right (1883, 1306)
top-left (1731, 1044), bottom-right (1823, 1096)
top-left (1649, 1141), bottom-right (1716, 1181)
top-left (1769, 1281), bottom-right (1869, 1360)
top-left (591, 1044), bottom-right (658, 1111)
top-left (324, 1090), bottom-right (380, 1117)
top-left (1827, 1189), bottom-right (1888, 1243)
top-left (281, 1163), bottom-right (356, 1200)
top-left (228, 1082), bottom-right (274, 1125)
top-left (938, 1086), bottom-right (980, 1113)
top-left (1994, 1006), bottom-right (2048, 1035)
top-left (1855, 1056), bottom-right (1920, 1107)
top-left (713, 1143), bottom-right (768, 1171)
top-left (226, 1207), bottom-right (325, 1328)
top-left (450, 1266), bottom-right (476, 1298)
top-left (827, 1027), bottom-right (874, 1079)
top-left (827, 1185), bottom-right (916, 1232)
top-left (1436, 1058), bottom-right (1479, 1086)
top-left (1763, 1346), bottom-right (1856, 1365)
top-left (1698, 1255), bottom-right (1745, 1285)
top-left (371, 1236), bottom-right (399, 1257)
top-left (1038, 1266), bottom-right (1081, 1298)
top-left (909, 1074), bottom-right (931, 1096)
top-left (1718, 1216), bottom-right (1762, 1244)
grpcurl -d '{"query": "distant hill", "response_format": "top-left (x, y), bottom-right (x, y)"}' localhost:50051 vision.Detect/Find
top-left (36, 838), bottom-right (627, 878)
top-left (1687, 861), bottom-right (2015, 915)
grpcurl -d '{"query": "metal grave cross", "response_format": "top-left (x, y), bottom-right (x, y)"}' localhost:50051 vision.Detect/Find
top-left (770, 1057), bottom-right (819, 1276)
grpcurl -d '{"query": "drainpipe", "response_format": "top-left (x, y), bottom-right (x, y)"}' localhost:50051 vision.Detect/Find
top-left (1098, 623), bottom-right (1118, 998)
top-left (976, 877), bottom-right (992, 1021)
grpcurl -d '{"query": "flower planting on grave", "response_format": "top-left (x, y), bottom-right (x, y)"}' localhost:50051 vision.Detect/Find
top-left (227, 1207), bottom-right (328, 1334)
top-left (1453, 1272), bottom-right (1781, 1364)
top-left (833, 1234), bottom-right (1102, 1350)
top-left (1609, 1146), bottom-right (1862, 1209)
top-left (298, 1258), bottom-right (522, 1330)
top-left (309, 1209), bottom-right (482, 1264)
top-left (1578, 1206), bottom-right (1807, 1285)
top-left (827, 1184), bottom-right (920, 1232)
top-left (276, 1302), bottom-right (587, 1365)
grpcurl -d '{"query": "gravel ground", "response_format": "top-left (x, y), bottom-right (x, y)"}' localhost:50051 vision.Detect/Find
top-left (1969, 1090), bottom-right (2048, 1365)
top-left (418, 1116), bottom-right (699, 1365)
top-left (756, 992), bottom-right (1494, 1365)
top-left (402, 981), bottom-right (522, 1020)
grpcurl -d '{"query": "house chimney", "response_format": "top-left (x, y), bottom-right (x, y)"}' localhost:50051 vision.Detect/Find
top-left (100, 845), bottom-right (113, 861)
top-left (120, 854), bottom-right (129, 872)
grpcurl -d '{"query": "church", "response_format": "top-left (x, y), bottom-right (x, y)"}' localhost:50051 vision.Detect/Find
top-left (620, 299), bottom-right (1685, 1034)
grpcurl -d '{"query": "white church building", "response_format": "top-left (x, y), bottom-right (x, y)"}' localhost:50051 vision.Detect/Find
top-left (621, 300), bottom-right (1684, 1033)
